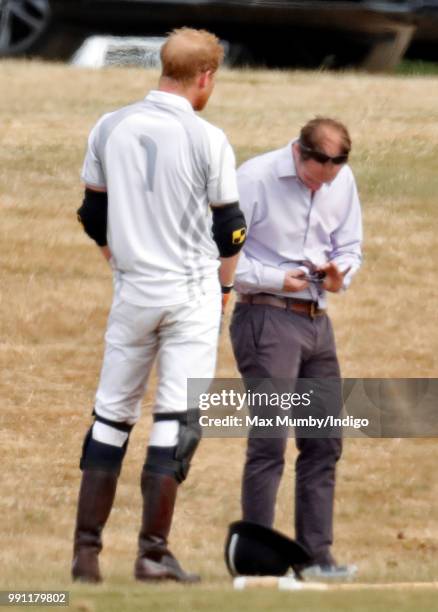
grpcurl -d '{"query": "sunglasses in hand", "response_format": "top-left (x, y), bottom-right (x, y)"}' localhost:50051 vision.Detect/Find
top-left (299, 260), bottom-right (327, 284)
top-left (303, 270), bottom-right (326, 284)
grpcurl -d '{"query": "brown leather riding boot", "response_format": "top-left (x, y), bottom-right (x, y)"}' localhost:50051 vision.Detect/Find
top-left (72, 469), bottom-right (118, 583)
top-left (134, 470), bottom-right (200, 583)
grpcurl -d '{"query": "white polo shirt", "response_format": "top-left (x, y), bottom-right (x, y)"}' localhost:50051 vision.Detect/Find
top-left (81, 90), bottom-right (239, 306)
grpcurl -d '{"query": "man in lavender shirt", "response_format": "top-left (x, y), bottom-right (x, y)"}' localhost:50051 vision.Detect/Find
top-left (230, 117), bottom-right (362, 579)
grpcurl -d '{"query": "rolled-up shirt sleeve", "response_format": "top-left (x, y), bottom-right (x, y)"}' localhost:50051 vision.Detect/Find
top-left (329, 174), bottom-right (363, 290)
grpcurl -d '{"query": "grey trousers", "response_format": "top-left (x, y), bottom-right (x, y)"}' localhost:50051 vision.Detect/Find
top-left (230, 302), bottom-right (342, 565)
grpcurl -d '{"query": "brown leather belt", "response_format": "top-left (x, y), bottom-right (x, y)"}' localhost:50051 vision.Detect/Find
top-left (237, 293), bottom-right (326, 318)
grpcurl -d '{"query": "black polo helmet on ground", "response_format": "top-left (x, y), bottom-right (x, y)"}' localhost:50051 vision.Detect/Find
top-left (225, 520), bottom-right (311, 577)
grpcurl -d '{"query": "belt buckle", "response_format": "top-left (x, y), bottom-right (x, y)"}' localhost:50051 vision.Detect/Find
top-left (309, 302), bottom-right (316, 319)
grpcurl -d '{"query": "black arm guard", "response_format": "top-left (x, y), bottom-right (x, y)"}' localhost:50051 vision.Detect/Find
top-left (77, 188), bottom-right (108, 247)
top-left (211, 202), bottom-right (247, 257)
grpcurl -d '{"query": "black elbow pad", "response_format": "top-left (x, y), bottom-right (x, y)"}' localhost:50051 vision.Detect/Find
top-left (211, 203), bottom-right (247, 257)
top-left (77, 188), bottom-right (108, 247)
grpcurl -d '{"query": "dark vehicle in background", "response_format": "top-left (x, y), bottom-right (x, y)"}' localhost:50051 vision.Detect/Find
top-left (406, 1), bottom-right (438, 61)
top-left (0, 0), bottom-right (435, 70)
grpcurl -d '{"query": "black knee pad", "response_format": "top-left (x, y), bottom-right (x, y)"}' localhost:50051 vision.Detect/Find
top-left (79, 415), bottom-right (133, 475)
top-left (145, 411), bottom-right (201, 483)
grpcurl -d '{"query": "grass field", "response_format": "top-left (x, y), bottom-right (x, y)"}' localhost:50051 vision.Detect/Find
top-left (1, 60), bottom-right (438, 611)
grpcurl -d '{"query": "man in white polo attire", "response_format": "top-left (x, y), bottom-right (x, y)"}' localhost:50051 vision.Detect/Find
top-left (73, 27), bottom-right (246, 584)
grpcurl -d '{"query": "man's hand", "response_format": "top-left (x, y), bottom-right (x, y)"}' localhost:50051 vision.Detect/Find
top-left (282, 269), bottom-right (309, 292)
top-left (319, 262), bottom-right (350, 292)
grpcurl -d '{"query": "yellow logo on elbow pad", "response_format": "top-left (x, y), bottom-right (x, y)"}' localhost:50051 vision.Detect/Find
top-left (232, 228), bottom-right (246, 245)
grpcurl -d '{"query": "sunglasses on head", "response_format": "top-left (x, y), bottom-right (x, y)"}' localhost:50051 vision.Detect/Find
top-left (299, 142), bottom-right (349, 165)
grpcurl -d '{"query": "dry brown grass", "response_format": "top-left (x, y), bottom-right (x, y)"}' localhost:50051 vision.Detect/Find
top-left (1, 60), bottom-right (438, 605)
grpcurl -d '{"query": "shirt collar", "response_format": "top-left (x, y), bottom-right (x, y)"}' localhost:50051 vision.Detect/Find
top-left (145, 90), bottom-right (194, 113)
top-left (276, 141), bottom-right (298, 178)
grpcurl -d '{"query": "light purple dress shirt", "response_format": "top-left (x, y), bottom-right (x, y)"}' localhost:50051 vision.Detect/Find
top-left (234, 142), bottom-right (363, 307)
